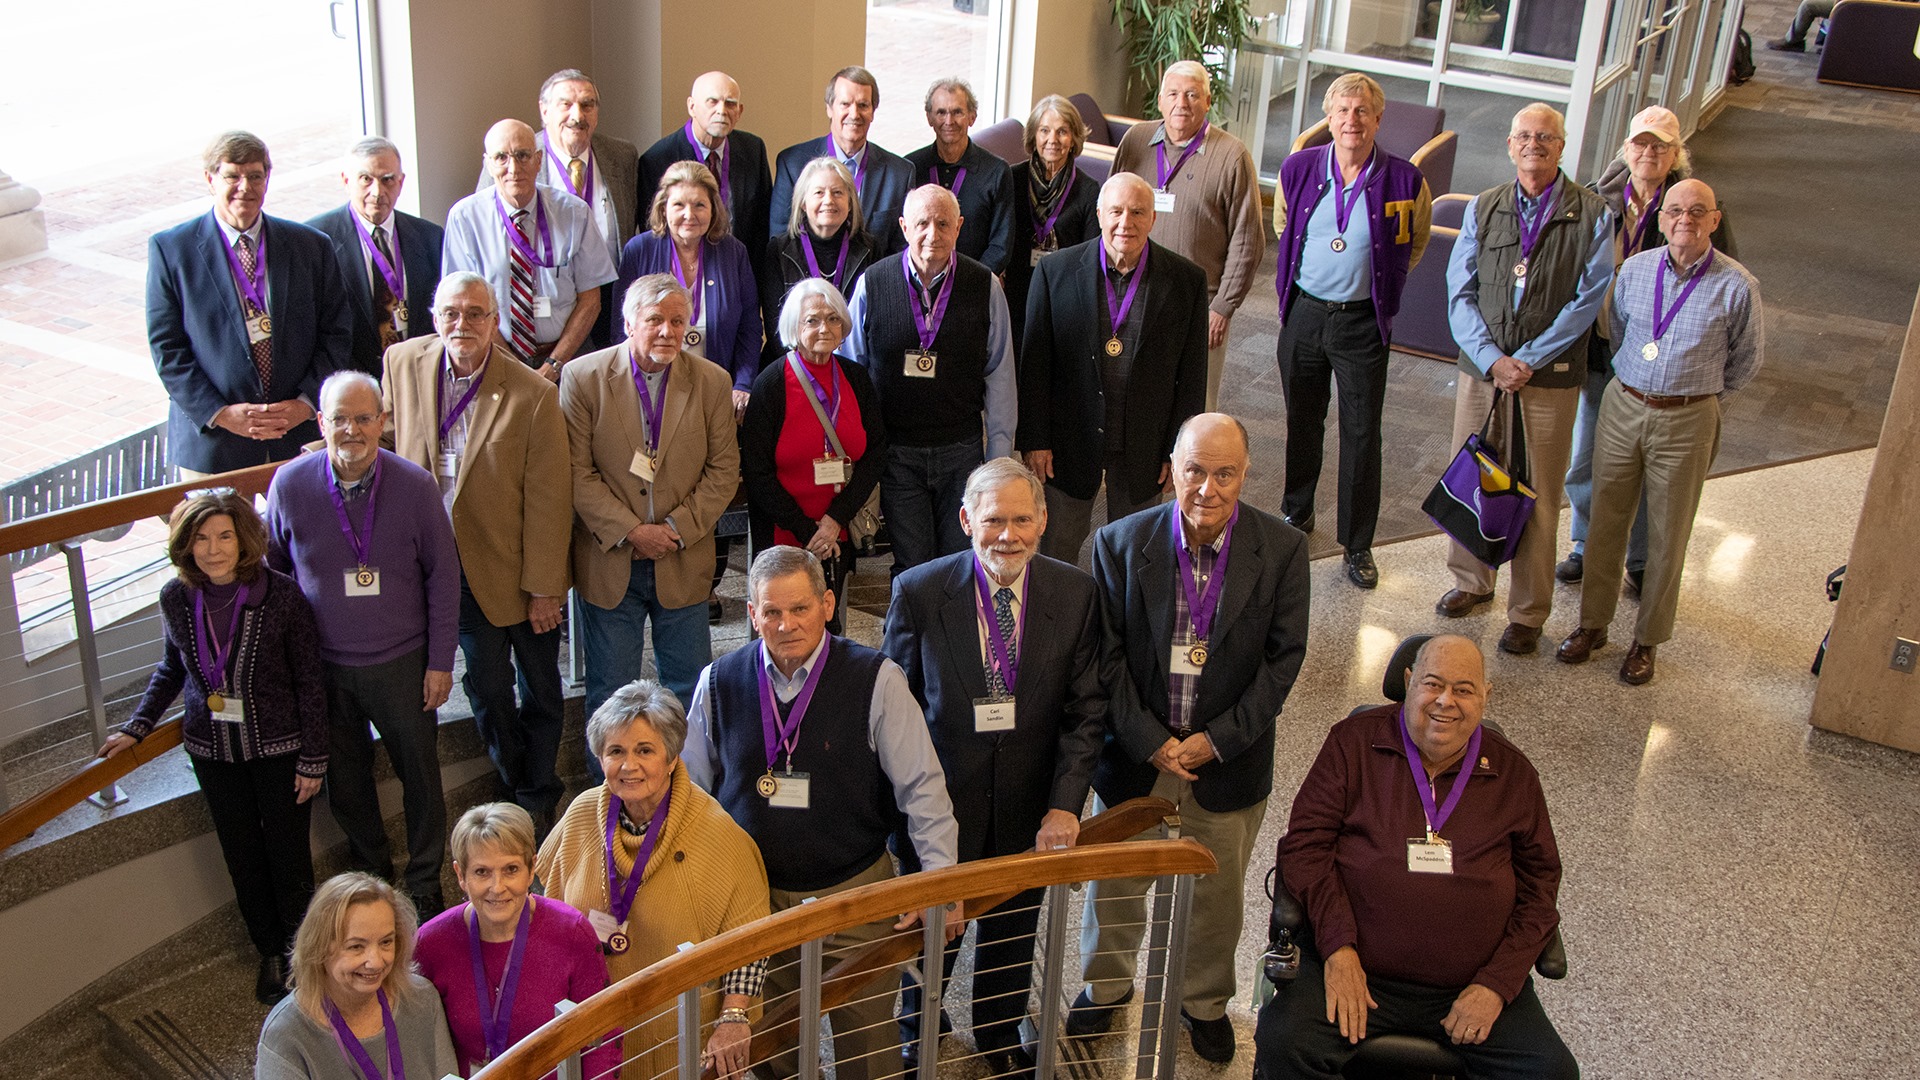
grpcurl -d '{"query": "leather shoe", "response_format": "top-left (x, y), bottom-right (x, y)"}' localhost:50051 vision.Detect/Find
top-left (1344, 549), bottom-right (1379, 589)
top-left (255, 953), bottom-right (290, 1006)
top-left (1555, 552), bottom-right (1584, 583)
top-left (1434, 589), bottom-right (1495, 618)
top-left (1181, 1009), bottom-right (1236, 1064)
top-left (1623, 568), bottom-right (1644, 601)
top-left (1765, 35), bottom-right (1806, 50)
top-left (1065, 985), bottom-right (1132, 1038)
top-left (1498, 622), bottom-right (1541, 655)
top-left (1283, 509), bottom-right (1315, 534)
top-left (981, 1045), bottom-right (1036, 1080)
top-left (1620, 642), bottom-right (1657, 685)
top-left (1555, 627), bottom-right (1608, 664)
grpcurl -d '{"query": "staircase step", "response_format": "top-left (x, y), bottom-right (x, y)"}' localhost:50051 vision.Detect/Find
top-left (100, 951), bottom-right (268, 1080)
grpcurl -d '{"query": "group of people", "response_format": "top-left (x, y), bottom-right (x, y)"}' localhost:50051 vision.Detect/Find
top-left (117, 46), bottom-right (1765, 1080)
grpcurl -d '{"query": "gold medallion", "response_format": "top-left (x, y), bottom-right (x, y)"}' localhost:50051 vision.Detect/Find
top-left (396, 303), bottom-right (409, 323)
top-left (608, 931), bottom-right (630, 955)
top-left (207, 692), bottom-right (226, 713)
top-left (916, 353), bottom-right (935, 372)
top-left (258, 314), bottom-right (274, 335)
top-left (757, 771), bottom-right (779, 798)
top-left (1187, 643), bottom-right (1209, 667)
top-left (1330, 237), bottom-right (1347, 253)
top-left (685, 329), bottom-right (702, 348)
top-left (354, 567), bottom-right (375, 588)
top-left (1512, 260), bottom-right (1528, 280)
top-left (1105, 337), bottom-right (1123, 357)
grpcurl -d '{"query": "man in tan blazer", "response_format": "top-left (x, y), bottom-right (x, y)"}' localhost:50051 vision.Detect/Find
top-left (381, 271), bottom-right (573, 829)
top-left (560, 272), bottom-right (739, 746)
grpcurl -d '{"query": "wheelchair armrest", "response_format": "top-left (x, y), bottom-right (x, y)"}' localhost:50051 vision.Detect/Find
top-left (1535, 926), bottom-right (1568, 980)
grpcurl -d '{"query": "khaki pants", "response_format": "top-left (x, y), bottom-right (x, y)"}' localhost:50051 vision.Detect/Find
top-left (1446, 377), bottom-right (1579, 628)
top-left (1204, 338), bottom-right (1227, 411)
top-left (1078, 773), bottom-right (1267, 1020)
top-left (763, 855), bottom-right (902, 1080)
top-left (1578, 379), bottom-right (1721, 646)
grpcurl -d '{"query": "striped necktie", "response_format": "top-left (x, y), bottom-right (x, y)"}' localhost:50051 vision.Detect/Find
top-left (507, 209), bottom-right (537, 354)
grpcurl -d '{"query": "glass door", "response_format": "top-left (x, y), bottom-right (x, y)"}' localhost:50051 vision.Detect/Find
top-left (864, 0), bottom-right (1012, 152)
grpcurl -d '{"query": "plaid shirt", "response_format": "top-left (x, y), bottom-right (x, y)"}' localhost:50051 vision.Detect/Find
top-left (1608, 245), bottom-right (1764, 399)
top-left (1168, 523), bottom-right (1227, 737)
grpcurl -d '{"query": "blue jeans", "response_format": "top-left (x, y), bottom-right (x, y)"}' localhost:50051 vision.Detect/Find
top-left (1566, 368), bottom-right (1648, 570)
top-left (458, 576), bottom-right (564, 819)
top-left (578, 560), bottom-right (710, 779)
top-left (881, 441), bottom-right (982, 575)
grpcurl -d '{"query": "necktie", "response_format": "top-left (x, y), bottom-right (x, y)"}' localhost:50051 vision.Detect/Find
top-left (568, 157), bottom-right (587, 197)
top-left (371, 226), bottom-right (403, 351)
top-left (237, 234), bottom-right (272, 390)
top-left (507, 209), bottom-right (537, 355)
top-left (988, 586), bottom-right (1018, 697)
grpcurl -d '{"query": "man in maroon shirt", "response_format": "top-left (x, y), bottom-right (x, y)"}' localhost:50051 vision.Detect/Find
top-left (1258, 635), bottom-right (1578, 1080)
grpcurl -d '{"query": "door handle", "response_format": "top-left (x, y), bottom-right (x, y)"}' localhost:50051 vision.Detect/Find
top-left (328, 0), bottom-right (349, 39)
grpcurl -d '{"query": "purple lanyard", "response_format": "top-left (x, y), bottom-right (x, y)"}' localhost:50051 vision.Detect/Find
top-left (629, 350), bottom-right (668, 457)
top-left (545, 133), bottom-right (595, 207)
top-left (684, 123), bottom-right (731, 209)
top-left (1031, 166), bottom-right (1076, 245)
top-left (801, 230), bottom-right (851, 287)
top-left (192, 583), bottom-right (251, 691)
top-left (492, 192), bottom-right (556, 268)
top-left (603, 788), bottom-right (672, 924)
top-left (326, 458), bottom-right (383, 569)
top-left (1628, 183), bottom-right (1665, 256)
top-left (670, 243), bottom-right (706, 326)
top-left (325, 990), bottom-right (404, 1080)
top-left (466, 900), bottom-right (532, 1062)
top-left (1397, 706), bottom-right (1484, 838)
top-left (1651, 249), bottom-right (1715, 342)
top-left (928, 164), bottom-right (967, 196)
top-left (758, 641), bottom-right (829, 772)
top-left (348, 211), bottom-right (407, 306)
top-left (1516, 176), bottom-right (1560, 264)
top-left (1100, 239), bottom-right (1148, 340)
top-left (220, 222), bottom-right (269, 312)
top-left (902, 251), bottom-right (958, 350)
top-left (972, 557), bottom-right (1026, 691)
top-left (833, 136), bottom-right (871, 200)
top-left (1326, 146), bottom-right (1375, 234)
top-left (1172, 502), bottom-right (1238, 642)
top-left (794, 352), bottom-right (843, 455)
top-left (1154, 122), bottom-right (1208, 189)
top-left (437, 349), bottom-right (489, 441)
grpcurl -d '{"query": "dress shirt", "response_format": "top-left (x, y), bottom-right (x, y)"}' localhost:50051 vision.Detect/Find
top-left (681, 634), bottom-right (959, 871)
top-left (1606, 246), bottom-right (1764, 399)
top-left (1168, 517), bottom-right (1227, 740)
top-left (435, 361), bottom-right (480, 510)
top-left (1446, 188), bottom-right (1614, 376)
top-left (441, 185), bottom-right (618, 347)
top-left (213, 215), bottom-right (273, 310)
top-left (1294, 151), bottom-right (1376, 303)
top-left (540, 133), bottom-right (623, 268)
top-left (974, 562), bottom-right (1027, 673)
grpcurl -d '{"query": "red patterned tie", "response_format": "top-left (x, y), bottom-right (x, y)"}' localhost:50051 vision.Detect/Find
top-left (237, 234), bottom-right (273, 390)
top-left (507, 210), bottom-right (538, 354)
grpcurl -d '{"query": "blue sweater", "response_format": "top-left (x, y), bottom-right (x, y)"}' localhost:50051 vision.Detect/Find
top-left (265, 449), bottom-right (460, 670)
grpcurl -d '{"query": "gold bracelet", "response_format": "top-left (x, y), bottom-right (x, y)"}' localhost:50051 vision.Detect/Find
top-left (717, 1007), bottom-right (751, 1026)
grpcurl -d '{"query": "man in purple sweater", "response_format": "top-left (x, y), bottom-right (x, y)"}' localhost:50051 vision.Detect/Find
top-left (1258, 635), bottom-right (1576, 1080)
top-left (267, 370), bottom-right (461, 916)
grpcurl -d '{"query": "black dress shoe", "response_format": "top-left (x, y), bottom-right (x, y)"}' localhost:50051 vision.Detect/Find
top-left (1065, 985), bottom-right (1133, 1038)
top-left (1765, 35), bottom-right (1806, 50)
top-left (1283, 510), bottom-right (1315, 534)
top-left (1555, 551), bottom-right (1584, 583)
top-left (981, 1044), bottom-right (1036, 1080)
top-left (255, 953), bottom-right (290, 1006)
top-left (1181, 1009), bottom-right (1236, 1064)
top-left (1344, 549), bottom-right (1379, 589)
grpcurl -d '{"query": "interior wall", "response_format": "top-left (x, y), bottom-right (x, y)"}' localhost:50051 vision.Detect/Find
top-left (1008, 0), bottom-right (1131, 124)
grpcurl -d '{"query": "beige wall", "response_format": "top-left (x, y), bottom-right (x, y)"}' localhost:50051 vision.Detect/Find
top-left (1008, 0), bottom-right (1130, 124)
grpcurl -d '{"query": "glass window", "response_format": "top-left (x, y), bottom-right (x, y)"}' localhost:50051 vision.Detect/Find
top-left (864, 0), bottom-right (1008, 151)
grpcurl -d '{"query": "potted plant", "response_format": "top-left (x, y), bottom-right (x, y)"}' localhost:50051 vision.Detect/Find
top-left (1450, 0), bottom-right (1505, 47)
top-left (1110, 0), bottom-right (1258, 118)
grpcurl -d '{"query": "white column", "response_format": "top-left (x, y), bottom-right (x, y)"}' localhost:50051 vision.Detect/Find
top-left (0, 168), bottom-right (48, 261)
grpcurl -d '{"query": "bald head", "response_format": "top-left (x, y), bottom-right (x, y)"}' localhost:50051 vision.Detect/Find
top-left (1410, 634), bottom-right (1486, 686)
top-left (689, 71), bottom-right (744, 143)
top-left (1170, 413), bottom-right (1250, 544)
top-left (1660, 178), bottom-right (1721, 262)
top-left (1404, 634), bottom-right (1489, 772)
top-left (483, 119), bottom-right (541, 207)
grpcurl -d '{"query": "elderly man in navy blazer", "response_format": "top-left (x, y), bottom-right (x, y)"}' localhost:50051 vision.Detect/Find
top-left (640, 70), bottom-right (774, 278)
top-left (771, 66), bottom-right (915, 255)
top-left (308, 136), bottom-right (444, 378)
top-left (1069, 412), bottom-right (1310, 1065)
top-left (883, 457), bottom-right (1106, 1077)
top-left (148, 130), bottom-right (351, 477)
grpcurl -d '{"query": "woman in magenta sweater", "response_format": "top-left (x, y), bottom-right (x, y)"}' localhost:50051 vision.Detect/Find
top-left (415, 803), bottom-right (618, 1076)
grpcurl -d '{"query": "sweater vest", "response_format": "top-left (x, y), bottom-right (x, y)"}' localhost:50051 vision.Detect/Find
top-left (707, 636), bottom-right (891, 892)
top-left (1458, 175), bottom-right (1608, 390)
top-left (863, 253), bottom-right (994, 448)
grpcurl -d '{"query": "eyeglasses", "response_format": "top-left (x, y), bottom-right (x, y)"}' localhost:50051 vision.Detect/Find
top-left (1659, 206), bottom-right (1717, 220)
top-left (324, 413), bottom-right (381, 431)
top-left (435, 305), bottom-right (495, 323)
top-left (488, 149), bottom-right (539, 167)
top-left (802, 314), bottom-right (846, 329)
top-left (1509, 132), bottom-right (1563, 145)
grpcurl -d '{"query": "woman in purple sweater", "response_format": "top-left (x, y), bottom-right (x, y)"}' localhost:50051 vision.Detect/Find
top-left (415, 803), bottom-right (618, 1077)
top-left (102, 491), bottom-right (328, 1006)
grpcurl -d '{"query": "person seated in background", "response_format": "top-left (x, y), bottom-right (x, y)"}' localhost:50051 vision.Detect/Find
top-left (256, 873), bottom-right (457, 1080)
top-left (1255, 635), bottom-right (1577, 1080)
top-left (1765, 0), bottom-right (1837, 51)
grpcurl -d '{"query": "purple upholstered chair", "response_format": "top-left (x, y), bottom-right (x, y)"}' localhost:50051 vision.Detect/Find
top-left (1817, 0), bottom-right (1920, 93)
top-left (1388, 193), bottom-right (1472, 361)
top-left (1291, 99), bottom-right (1459, 195)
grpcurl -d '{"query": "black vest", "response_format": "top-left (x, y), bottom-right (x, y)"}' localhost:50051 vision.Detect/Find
top-left (1459, 174), bottom-right (1608, 390)
top-left (862, 253), bottom-right (994, 447)
top-left (707, 636), bottom-right (890, 892)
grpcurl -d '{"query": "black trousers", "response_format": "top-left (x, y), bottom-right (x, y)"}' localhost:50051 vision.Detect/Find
top-left (1253, 949), bottom-right (1579, 1080)
top-left (459, 577), bottom-right (564, 821)
top-left (1277, 291), bottom-right (1391, 553)
top-left (898, 887), bottom-right (1044, 1055)
top-left (190, 751), bottom-right (314, 960)
top-left (324, 648), bottom-right (446, 897)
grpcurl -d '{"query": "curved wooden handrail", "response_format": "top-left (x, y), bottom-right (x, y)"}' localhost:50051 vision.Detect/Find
top-left (0, 717), bottom-right (183, 852)
top-left (0, 460), bottom-right (284, 560)
top-left (474, 828), bottom-right (1217, 1080)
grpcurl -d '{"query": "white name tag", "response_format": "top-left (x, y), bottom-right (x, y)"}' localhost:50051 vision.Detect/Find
top-left (246, 313), bottom-right (272, 345)
top-left (630, 449), bottom-right (656, 483)
top-left (344, 568), bottom-right (382, 597)
top-left (533, 295), bottom-right (553, 318)
top-left (1169, 642), bottom-right (1206, 677)
top-left (1029, 249), bottom-right (1048, 268)
top-left (437, 450), bottom-right (459, 480)
top-left (211, 696), bottom-right (246, 723)
top-left (1407, 838), bottom-right (1454, 874)
top-left (973, 696), bottom-right (1016, 732)
top-left (812, 456), bottom-right (852, 486)
top-left (1153, 190), bottom-right (1177, 213)
top-left (587, 908), bottom-right (626, 943)
top-left (904, 350), bottom-right (938, 378)
top-left (769, 771), bottom-right (811, 809)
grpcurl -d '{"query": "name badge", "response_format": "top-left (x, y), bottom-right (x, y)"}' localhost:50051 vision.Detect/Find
top-left (344, 568), bottom-right (382, 597)
top-left (973, 696), bottom-right (1016, 732)
top-left (1169, 641), bottom-right (1206, 676)
top-left (587, 908), bottom-right (626, 944)
top-left (1407, 837), bottom-right (1454, 874)
top-left (1153, 191), bottom-right (1177, 213)
top-left (210, 695), bottom-right (246, 723)
top-left (533, 295), bottom-right (553, 318)
top-left (1029, 249), bottom-right (1048, 268)
top-left (904, 350), bottom-right (938, 378)
top-left (812, 456), bottom-right (852, 486)
top-left (769, 770), bottom-right (811, 809)
top-left (437, 450), bottom-right (459, 480)
top-left (631, 449), bottom-right (657, 483)
top-left (246, 313), bottom-right (272, 345)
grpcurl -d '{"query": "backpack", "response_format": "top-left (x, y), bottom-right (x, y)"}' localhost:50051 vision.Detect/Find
top-left (1731, 28), bottom-right (1756, 85)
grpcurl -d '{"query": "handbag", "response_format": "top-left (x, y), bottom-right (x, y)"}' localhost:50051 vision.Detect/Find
top-left (1422, 389), bottom-right (1536, 568)
top-left (788, 355), bottom-right (882, 553)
